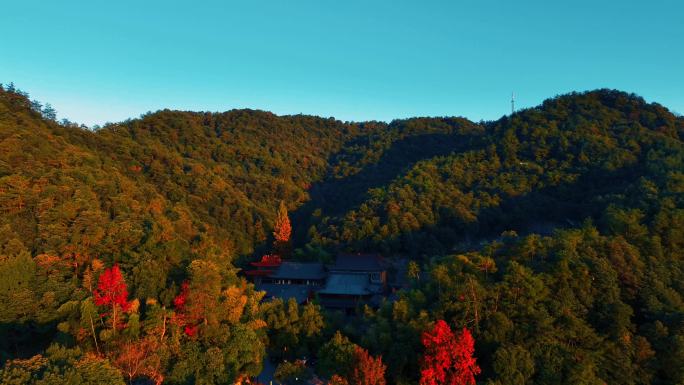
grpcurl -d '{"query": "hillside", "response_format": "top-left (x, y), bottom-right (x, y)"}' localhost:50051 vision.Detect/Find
top-left (306, 90), bottom-right (684, 256)
top-left (1, 84), bottom-right (683, 384)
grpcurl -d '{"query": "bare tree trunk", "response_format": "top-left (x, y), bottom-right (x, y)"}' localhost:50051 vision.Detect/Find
top-left (89, 312), bottom-right (100, 355)
top-left (468, 277), bottom-right (480, 333)
top-left (113, 305), bottom-right (118, 332)
top-left (160, 312), bottom-right (167, 342)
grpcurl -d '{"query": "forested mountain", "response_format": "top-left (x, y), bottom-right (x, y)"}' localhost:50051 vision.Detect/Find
top-left (0, 84), bottom-right (683, 384)
top-left (307, 90), bottom-right (684, 256)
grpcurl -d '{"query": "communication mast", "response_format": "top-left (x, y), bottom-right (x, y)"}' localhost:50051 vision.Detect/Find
top-left (511, 92), bottom-right (515, 115)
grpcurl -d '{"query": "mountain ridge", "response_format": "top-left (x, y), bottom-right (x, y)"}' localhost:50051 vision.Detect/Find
top-left (1, 85), bottom-right (683, 384)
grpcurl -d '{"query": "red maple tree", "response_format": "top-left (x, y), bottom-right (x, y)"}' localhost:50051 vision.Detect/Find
top-left (350, 346), bottom-right (386, 385)
top-left (419, 320), bottom-right (480, 385)
top-left (172, 281), bottom-right (199, 337)
top-left (173, 281), bottom-right (190, 311)
top-left (93, 264), bottom-right (131, 330)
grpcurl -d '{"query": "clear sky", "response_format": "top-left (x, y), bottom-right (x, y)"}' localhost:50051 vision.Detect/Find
top-left (1, 0), bottom-right (682, 126)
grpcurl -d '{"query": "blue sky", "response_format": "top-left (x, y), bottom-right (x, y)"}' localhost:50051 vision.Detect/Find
top-left (1, 0), bottom-right (682, 126)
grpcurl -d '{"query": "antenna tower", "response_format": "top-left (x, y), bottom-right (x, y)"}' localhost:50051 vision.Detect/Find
top-left (511, 92), bottom-right (515, 115)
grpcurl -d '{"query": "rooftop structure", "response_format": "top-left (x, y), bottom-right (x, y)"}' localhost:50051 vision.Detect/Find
top-left (245, 254), bottom-right (282, 279)
top-left (270, 262), bottom-right (326, 282)
top-left (330, 253), bottom-right (383, 272)
top-left (245, 253), bottom-right (388, 309)
top-left (318, 273), bottom-right (373, 296)
top-left (257, 283), bottom-right (312, 304)
top-left (317, 253), bottom-right (388, 309)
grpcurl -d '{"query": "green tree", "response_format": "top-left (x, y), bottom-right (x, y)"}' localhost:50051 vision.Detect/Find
top-left (318, 332), bottom-right (358, 379)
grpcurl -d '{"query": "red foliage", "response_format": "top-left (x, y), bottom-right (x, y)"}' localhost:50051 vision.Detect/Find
top-left (350, 346), bottom-right (386, 385)
top-left (173, 281), bottom-right (189, 311)
top-left (94, 265), bottom-right (130, 310)
top-left (419, 320), bottom-right (480, 385)
top-left (172, 281), bottom-right (198, 336)
top-left (250, 254), bottom-right (282, 267)
top-left (93, 265), bottom-right (130, 329)
top-left (183, 325), bottom-right (198, 337)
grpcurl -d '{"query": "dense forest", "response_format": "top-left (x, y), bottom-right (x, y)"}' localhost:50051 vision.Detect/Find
top-left (0, 83), bottom-right (683, 384)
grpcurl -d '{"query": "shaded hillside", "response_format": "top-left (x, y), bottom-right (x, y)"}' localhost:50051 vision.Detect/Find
top-left (314, 118), bottom-right (483, 214)
top-left (306, 90), bottom-right (684, 256)
top-left (291, 118), bottom-right (485, 245)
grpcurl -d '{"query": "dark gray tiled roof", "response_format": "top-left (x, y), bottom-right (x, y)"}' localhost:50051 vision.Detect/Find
top-left (270, 262), bottom-right (326, 280)
top-left (331, 253), bottom-right (383, 272)
top-left (256, 283), bottom-right (310, 304)
top-left (318, 273), bottom-right (370, 296)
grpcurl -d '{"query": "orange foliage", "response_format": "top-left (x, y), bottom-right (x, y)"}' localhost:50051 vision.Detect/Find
top-left (273, 201), bottom-right (291, 256)
top-left (350, 347), bottom-right (386, 385)
top-left (273, 201), bottom-right (291, 244)
top-left (222, 286), bottom-right (248, 324)
top-left (329, 375), bottom-right (349, 385)
top-left (112, 339), bottom-right (164, 385)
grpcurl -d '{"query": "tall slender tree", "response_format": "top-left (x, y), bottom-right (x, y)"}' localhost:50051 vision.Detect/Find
top-left (94, 265), bottom-right (131, 331)
top-left (273, 201), bottom-right (292, 256)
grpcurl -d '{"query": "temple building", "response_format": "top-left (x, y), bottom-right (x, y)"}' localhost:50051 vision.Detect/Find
top-left (266, 261), bottom-right (326, 286)
top-left (245, 253), bottom-right (388, 309)
top-left (318, 253), bottom-right (386, 309)
top-left (246, 255), bottom-right (325, 304)
top-left (244, 254), bottom-right (282, 284)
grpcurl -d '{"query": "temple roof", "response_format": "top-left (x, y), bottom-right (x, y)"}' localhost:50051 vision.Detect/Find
top-left (331, 253), bottom-right (383, 272)
top-left (270, 262), bottom-right (326, 280)
top-left (318, 273), bottom-right (371, 296)
top-left (256, 283), bottom-right (311, 304)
